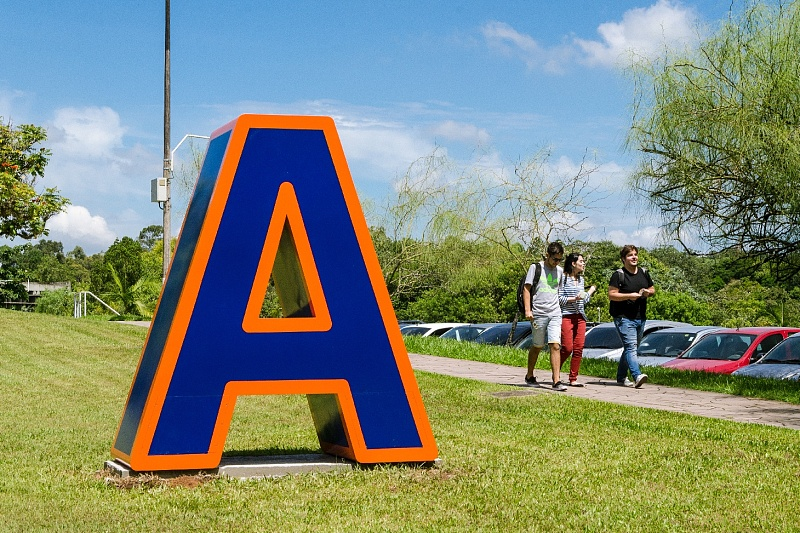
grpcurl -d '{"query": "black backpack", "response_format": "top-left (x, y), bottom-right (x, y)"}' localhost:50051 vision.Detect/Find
top-left (509, 262), bottom-right (542, 346)
top-left (516, 262), bottom-right (542, 314)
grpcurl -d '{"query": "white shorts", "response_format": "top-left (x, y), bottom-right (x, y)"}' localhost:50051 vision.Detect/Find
top-left (530, 315), bottom-right (562, 348)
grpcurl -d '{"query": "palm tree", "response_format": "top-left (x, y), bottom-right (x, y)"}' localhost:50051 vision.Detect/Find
top-left (103, 264), bottom-right (161, 318)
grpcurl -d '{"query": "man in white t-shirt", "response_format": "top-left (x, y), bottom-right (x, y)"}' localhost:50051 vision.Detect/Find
top-left (522, 242), bottom-right (566, 391)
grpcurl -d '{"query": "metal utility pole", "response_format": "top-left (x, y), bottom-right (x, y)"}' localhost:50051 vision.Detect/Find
top-left (162, 0), bottom-right (171, 280)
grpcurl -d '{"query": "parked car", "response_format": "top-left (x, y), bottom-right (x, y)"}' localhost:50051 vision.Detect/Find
top-left (581, 320), bottom-right (691, 360)
top-left (440, 323), bottom-right (499, 342)
top-left (474, 321), bottom-right (532, 346)
top-left (634, 325), bottom-right (723, 367)
top-left (514, 321), bottom-right (599, 351)
top-left (399, 322), bottom-right (466, 337)
top-left (662, 327), bottom-right (800, 374)
top-left (732, 333), bottom-right (800, 381)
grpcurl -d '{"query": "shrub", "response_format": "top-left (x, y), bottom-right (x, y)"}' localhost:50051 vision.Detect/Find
top-left (35, 288), bottom-right (73, 316)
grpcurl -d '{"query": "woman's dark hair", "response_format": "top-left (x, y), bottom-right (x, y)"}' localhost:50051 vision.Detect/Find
top-left (564, 252), bottom-right (583, 278)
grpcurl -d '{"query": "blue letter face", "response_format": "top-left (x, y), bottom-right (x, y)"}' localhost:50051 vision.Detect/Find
top-left (111, 115), bottom-right (438, 471)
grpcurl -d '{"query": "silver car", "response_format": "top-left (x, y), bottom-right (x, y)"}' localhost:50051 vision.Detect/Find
top-left (581, 320), bottom-right (691, 360)
top-left (635, 325), bottom-right (723, 367)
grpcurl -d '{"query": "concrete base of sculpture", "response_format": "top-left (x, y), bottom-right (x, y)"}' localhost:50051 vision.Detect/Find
top-left (104, 453), bottom-right (354, 480)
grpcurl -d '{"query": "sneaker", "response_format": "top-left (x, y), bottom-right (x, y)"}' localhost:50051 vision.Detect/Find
top-left (524, 375), bottom-right (538, 386)
top-left (552, 381), bottom-right (568, 392)
top-left (568, 381), bottom-right (585, 387)
top-left (618, 378), bottom-right (634, 387)
top-left (635, 374), bottom-right (649, 388)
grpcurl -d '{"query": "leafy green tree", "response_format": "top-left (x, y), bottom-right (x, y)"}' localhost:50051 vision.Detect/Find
top-left (371, 146), bottom-right (600, 311)
top-left (405, 259), bottom-right (520, 322)
top-left (628, 1), bottom-right (800, 280)
top-left (709, 279), bottom-right (775, 328)
top-left (647, 291), bottom-right (713, 324)
top-left (0, 119), bottom-right (69, 239)
top-left (138, 224), bottom-right (163, 251)
top-left (13, 241), bottom-right (91, 286)
top-left (0, 246), bottom-right (27, 303)
top-left (92, 237), bottom-right (143, 294)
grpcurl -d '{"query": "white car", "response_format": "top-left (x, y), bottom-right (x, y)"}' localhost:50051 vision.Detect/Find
top-left (399, 322), bottom-right (467, 338)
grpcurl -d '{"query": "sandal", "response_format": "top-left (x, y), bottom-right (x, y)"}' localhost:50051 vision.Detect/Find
top-left (568, 381), bottom-right (585, 387)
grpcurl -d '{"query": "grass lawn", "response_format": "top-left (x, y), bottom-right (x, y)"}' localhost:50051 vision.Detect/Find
top-left (1, 309), bottom-right (799, 531)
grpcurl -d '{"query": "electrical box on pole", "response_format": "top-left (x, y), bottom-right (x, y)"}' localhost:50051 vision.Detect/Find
top-left (151, 178), bottom-right (168, 203)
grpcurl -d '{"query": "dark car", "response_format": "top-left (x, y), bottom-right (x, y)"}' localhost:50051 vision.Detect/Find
top-left (440, 323), bottom-right (500, 342)
top-left (732, 333), bottom-right (800, 380)
top-left (474, 321), bottom-right (532, 346)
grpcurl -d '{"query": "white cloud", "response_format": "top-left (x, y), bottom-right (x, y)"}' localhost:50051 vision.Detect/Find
top-left (46, 205), bottom-right (116, 250)
top-left (429, 120), bottom-right (491, 147)
top-left (0, 88), bottom-right (26, 120)
top-left (481, 20), bottom-right (575, 73)
top-left (338, 124), bottom-right (435, 176)
top-left (48, 106), bottom-right (127, 160)
top-left (604, 226), bottom-right (663, 248)
top-left (482, 1), bottom-right (700, 73)
top-left (575, 0), bottom-right (700, 67)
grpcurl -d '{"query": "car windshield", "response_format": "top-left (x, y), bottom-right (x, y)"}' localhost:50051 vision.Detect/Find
top-left (441, 326), bottom-right (485, 341)
top-left (759, 337), bottom-right (800, 364)
top-left (400, 326), bottom-right (428, 336)
top-left (680, 333), bottom-right (756, 360)
top-left (475, 324), bottom-right (530, 345)
top-left (584, 327), bottom-right (622, 349)
top-left (638, 332), bottom-right (697, 357)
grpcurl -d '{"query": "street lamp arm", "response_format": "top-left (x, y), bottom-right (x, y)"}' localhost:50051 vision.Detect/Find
top-left (167, 134), bottom-right (211, 171)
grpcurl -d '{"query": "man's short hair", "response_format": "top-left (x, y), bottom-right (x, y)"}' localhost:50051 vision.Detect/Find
top-left (620, 244), bottom-right (638, 260)
top-left (546, 241), bottom-right (564, 257)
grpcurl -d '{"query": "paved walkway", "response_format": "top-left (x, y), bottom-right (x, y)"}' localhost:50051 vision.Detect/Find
top-left (117, 323), bottom-right (800, 431)
top-left (409, 353), bottom-right (800, 431)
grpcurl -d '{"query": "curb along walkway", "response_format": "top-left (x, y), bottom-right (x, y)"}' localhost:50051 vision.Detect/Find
top-left (409, 353), bottom-right (800, 431)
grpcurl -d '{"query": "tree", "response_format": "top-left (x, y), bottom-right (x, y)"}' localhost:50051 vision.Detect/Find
top-left (0, 119), bottom-right (69, 239)
top-left (137, 225), bottom-right (163, 251)
top-left (371, 147), bottom-right (601, 307)
top-left (628, 1), bottom-right (800, 280)
top-left (0, 246), bottom-right (27, 303)
top-left (92, 237), bottom-right (143, 295)
top-left (103, 264), bottom-right (160, 318)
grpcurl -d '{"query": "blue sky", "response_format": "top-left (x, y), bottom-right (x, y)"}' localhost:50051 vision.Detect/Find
top-left (2, 0), bottom-right (734, 254)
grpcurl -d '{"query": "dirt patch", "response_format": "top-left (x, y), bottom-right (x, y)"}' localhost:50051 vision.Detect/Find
top-left (97, 469), bottom-right (216, 490)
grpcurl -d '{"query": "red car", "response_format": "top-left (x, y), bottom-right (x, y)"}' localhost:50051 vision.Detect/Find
top-left (662, 327), bottom-right (800, 374)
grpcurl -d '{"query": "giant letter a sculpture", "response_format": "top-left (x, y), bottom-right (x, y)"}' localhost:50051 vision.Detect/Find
top-left (111, 115), bottom-right (438, 471)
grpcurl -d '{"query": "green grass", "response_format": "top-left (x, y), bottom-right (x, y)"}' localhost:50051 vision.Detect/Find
top-left (405, 335), bottom-right (800, 404)
top-left (2, 309), bottom-right (800, 531)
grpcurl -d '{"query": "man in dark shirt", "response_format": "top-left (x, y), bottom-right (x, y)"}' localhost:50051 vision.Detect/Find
top-left (608, 244), bottom-right (654, 388)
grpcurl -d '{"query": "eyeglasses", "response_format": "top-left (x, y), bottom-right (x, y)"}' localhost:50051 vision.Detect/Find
top-left (549, 256), bottom-right (563, 262)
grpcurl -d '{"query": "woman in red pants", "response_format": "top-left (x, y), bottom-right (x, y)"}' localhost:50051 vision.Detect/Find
top-left (558, 253), bottom-right (596, 386)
